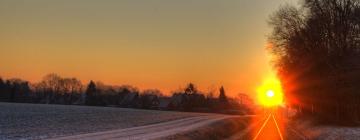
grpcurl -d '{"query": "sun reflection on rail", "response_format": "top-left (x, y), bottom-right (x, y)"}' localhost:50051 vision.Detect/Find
top-left (252, 114), bottom-right (272, 140)
top-left (252, 110), bottom-right (285, 140)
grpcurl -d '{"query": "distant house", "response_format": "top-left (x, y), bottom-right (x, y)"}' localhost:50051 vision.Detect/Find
top-left (149, 95), bottom-right (160, 109)
top-left (139, 94), bottom-right (159, 109)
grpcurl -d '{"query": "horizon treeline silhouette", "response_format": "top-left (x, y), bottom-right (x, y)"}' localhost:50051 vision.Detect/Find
top-left (0, 73), bottom-right (251, 115)
top-left (269, 0), bottom-right (360, 124)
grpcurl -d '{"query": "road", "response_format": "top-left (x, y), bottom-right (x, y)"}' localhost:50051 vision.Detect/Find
top-left (49, 112), bottom-right (307, 140)
top-left (48, 115), bottom-right (232, 140)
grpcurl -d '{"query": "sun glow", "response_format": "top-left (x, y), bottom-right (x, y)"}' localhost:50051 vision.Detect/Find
top-left (266, 90), bottom-right (274, 97)
top-left (257, 76), bottom-right (284, 107)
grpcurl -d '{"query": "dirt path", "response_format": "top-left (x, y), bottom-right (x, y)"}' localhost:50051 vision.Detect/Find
top-left (48, 115), bottom-right (231, 140)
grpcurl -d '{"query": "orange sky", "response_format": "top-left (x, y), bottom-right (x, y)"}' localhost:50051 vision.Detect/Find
top-left (0, 0), bottom-right (295, 97)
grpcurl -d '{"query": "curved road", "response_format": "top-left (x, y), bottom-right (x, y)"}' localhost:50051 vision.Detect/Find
top-left (49, 115), bottom-right (232, 140)
top-left (49, 113), bottom-right (307, 140)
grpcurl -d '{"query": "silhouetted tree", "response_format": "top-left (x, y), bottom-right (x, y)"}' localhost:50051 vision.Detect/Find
top-left (1, 79), bottom-right (31, 103)
top-left (139, 89), bottom-right (162, 109)
top-left (39, 74), bottom-right (63, 103)
top-left (61, 78), bottom-right (82, 104)
top-left (0, 78), bottom-right (4, 87)
top-left (85, 81), bottom-right (98, 106)
top-left (185, 83), bottom-right (196, 94)
top-left (219, 86), bottom-right (228, 103)
top-left (0, 74), bottom-right (247, 115)
top-left (33, 74), bottom-right (83, 104)
top-left (0, 80), bottom-right (12, 102)
top-left (269, 0), bottom-right (360, 122)
top-left (101, 87), bottom-right (118, 105)
top-left (118, 86), bottom-right (140, 107)
top-left (169, 83), bottom-right (206, 111)
top-left (0, 78), bottom-right (9, 101)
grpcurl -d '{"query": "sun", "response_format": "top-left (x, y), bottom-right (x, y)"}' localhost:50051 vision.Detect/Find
top-left (266, 90), bottom-right (274, 97)
top-left (256, 76), bottom-right (284, 107)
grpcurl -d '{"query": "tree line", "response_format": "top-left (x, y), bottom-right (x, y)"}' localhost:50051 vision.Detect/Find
top-left (0, 73), bottom-right (251, 114)
top-left (269, 0), bottom-right (360, 124)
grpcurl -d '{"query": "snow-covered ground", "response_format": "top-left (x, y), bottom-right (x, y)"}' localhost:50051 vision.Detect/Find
top-left (291, 119), bottom-right (360, 140)
top-left (0, 102), bottom-right (211, 140)
top-left (49, 115), bottom-right (233, 140)
top-left (10, 102), bottom-right (356, 140)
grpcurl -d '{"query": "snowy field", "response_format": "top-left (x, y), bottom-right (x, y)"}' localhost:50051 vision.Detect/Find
top-left (290, 118), bottom-right (360, 140)
top-left (0, 102), bottom-right (207, 140)
top-left (6, 102), bottom-right (358, 140)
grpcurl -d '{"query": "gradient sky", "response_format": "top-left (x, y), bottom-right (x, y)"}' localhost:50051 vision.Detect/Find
top-left (0, 0), bottom-right (295, 97)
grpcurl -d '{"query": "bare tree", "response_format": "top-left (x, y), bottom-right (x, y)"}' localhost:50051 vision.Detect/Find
top-left (269, 0), bottom-right (360, 122)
